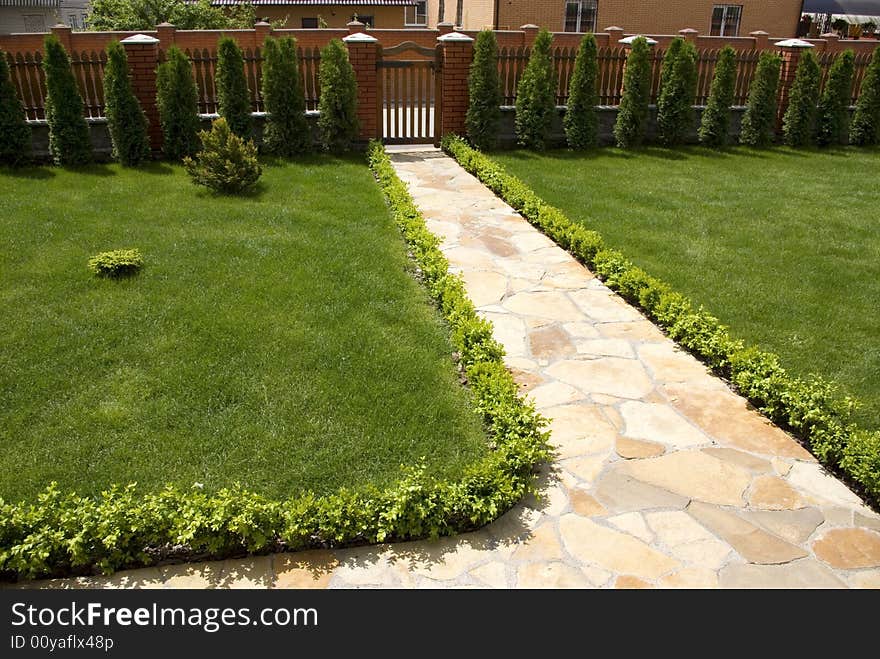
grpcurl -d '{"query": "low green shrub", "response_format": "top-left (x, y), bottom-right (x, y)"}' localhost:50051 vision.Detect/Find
top-left (740, 52), bottom-right (782, 147)
top-left (466, 30), bottom-right (501, 150)
top-left (42, 35), bottom-right (92, 166)
top-left (184, 117), bottom-right (262, 193)
top-left (0, 50), bottom-right (31, 165)
top-left (613, 36), bottom-right (652, 148)
top-left (442, 133), bottom-right (880, 508)
top-left (514, 28), bottom-right (557, 150)
top-left (103, 41), bottom-right (150, 166)
top-left (563, 33), bottom-right (599, 150)
top-left (88, 249), bottom-right (143, 277)
top-left (156, 46), bottom-right (202, 160)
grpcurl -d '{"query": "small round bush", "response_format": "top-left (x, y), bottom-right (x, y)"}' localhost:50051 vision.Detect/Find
top-left (184, 117), bottom-right (262, 193)
top-left (88, 249), bottom-right (144, 277)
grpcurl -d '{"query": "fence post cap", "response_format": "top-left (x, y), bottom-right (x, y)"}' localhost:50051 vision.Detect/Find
top-left (604, 26), bottom-right (623, 32)
top-left (775, 38), bottom-right (815, 48)
top-left (342, 32), bottom-right (378, 43)
top-left (820, 32), bottom-right (840, 39)
top-left (120, 34), bottom-right (160, 44)
top-left (437, 31), bottom-right (474, 42)
top-left (255, 21), bottom-right (271, 27)
top-left (749, 30), bottom-right (769, 36)
top-left (619, 35), bottom-right (658, 46)
top-left (520, 24), bottom-right (539, 30)
top-left (156, 22), bottom-right (175, 27)
top-left (678, 28), bottom-right (698, 34)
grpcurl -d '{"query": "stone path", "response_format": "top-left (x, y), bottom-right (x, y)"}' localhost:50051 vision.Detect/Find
top-left (14, 147), bottom-right (880, 590)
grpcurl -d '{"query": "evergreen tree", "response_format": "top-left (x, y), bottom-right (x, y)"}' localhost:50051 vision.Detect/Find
top-left (657, 39), bottom-right (697, 145)
top-left (103, 41), bottom-right (150, 165)
top-left (850, 45), bottom-right (880, 145)
top-left (216, 37), bottom-right (252, 138)
top-left (466, 30), bottom-right (501, 150)
top-left (739, 51), bottom-right (782, 147)
top-left (613, 36), bottom-right (652, 148)
top-left (657, 37), bottom-right (683, 100)
top-left (0, 51), bottom-right (31, 165)
top-left (156, 45), bottom-right (202, 160)
top-left (43, 35), bottom-right (92, 165)
top-left (563, 33), bottom-right (598, 150)
top-left (515, 28), bottom-right (557, 149)
top-left (317, 39), bottom-right (358, 152)
top-left (782, 49), bottom-right (820, 147)
top-left (261, 36), bottom-right (310, 156)
top-left (698, 45), bottom-right (737, 147)
top-left (816, 50), bottom-right (854, 146)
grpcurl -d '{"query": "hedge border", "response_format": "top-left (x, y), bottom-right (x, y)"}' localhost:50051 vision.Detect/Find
top-left (442, 134), bottom-right (880, 508)
top-left (0, 145), bottom-right (550, 581)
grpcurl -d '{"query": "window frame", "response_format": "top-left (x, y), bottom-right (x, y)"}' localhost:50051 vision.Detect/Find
top-left (710, 4), bottom-right (743, 37)
top-left (301, 17), bottom-right (318, 28)
top-left (404, 1), bottom-right (428, 26)
top-left (563, 0), bottom-right (598, 34)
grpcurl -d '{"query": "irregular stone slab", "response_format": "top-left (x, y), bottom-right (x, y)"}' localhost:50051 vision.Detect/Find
top-left (503, 291), bottom-right (585, 322)
top-left (848, 570), bottom-right (880, 589)
top-left (594, 470), bottom-right (690, 513)
top-left (558, 515), bottom-right (680, 579)
top-left (161, 562), bottom-right (223, 589)
top-left (569, 289), bottom-right (643, 322)
top-left (425, 218), bottom-right (461, 243)
top-left (507, 367), bottom-right (543, 393)
top-left (688, 501), bottom-right (808, 565)
top-left (772, 458), bottom-right (793, 476)
top-left (509, 230), bottom-right (556, 253)
top-left (468, 562), bottom-right (509, 588)
top-left (274, 551), bottom-right (338, 589)
top-left (560, 454), bottom-right (607, 483)
top-left (616, 437), bottom-right (666, 459)
top-left (542, 261), bottom-right (594, 288)
top-left (855, 512), bottom-right (880, 531)
top-left (719, 560), bottom-right (846, 589)
top-left (620, 401), bottom-right (710, 448)
top-left (569, 488), bottom-right (609, 517)
top-left (444, 246), bottom-right (498, 270)
top-left (658, 568), bottom-right (719, 589)
top-left (596, 320), bottom-right (666, 342)
top-left (740, 508), bottom-right (825, 545)
top-left (546, 358), bottom-right (654, 400)
top-left (787, 462), bottom-right (867, 510)
top-left (702, 448), bottom-right (772, 473)
top-left (637, 343), bottom-right (710, 383)
top-left (543, 403), bottom-right (617, 459)
top-left (528, 381), bottom-right (585, 409)
top-left (563, 321), bottom-right (601, 339)
top-left (462, 270), bottom-right (508, 307)
top-left (511, 524), bottom-right (567, 563)
top-left (616, 451), bottom-right (752, 506)
top-left (575, 338), bottom-right (635, 358)
top-left (516, 561), bottom-right (600, 588)
top-left (663, 383), bottom-right (813, 460)
top-left (608, 512), bottom-right (654, 543)
top-left (528, 324), bottom-right (576, 360)
top-left (478, 234), bottom-right (518, 257)
top-left (645, 510), bottom-right (732, 569)
top-left (812, 529), bottom-right (880, 569)
top-left (748, 476), bottom-right (807, 511)
top-left (479, 311), bottom-right (527, 356)
top-left (615, 576), bottom-right (653, 589)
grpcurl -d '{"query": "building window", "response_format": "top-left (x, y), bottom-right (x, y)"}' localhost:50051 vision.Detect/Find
top-left (564, 0), bottom-right (598, 33)
top-left (353, 14), bottom-right (374, 28)
top-left (22, 14), bottom-right (46, 32)
top-left (405, 1), bottom-right (428, 26)
top-left (301, 17), bottom-right (318, 28)
top-left (710, 5), bottom-right (742, 36)
top-left (67, 14), bottom-right (80, 29)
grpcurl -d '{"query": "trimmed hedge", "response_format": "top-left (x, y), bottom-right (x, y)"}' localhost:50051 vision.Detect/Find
top-left (442, 134), bottom-right (880, 508)
top-left (103, 41), bottom-right (150, 166)
top-left (0, 50), bottom-right (31, 165)
top-left (0, 144), bottom-right (549, 581)
top-left (466, 30), bottom-right (502, 150)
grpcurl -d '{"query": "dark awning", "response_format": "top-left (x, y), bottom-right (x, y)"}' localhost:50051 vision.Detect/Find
top-left (0, 0), bottom-right (60, 6)
top-left (802, 0), bottom-right (880, 14)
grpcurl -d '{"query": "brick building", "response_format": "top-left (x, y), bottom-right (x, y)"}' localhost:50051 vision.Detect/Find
top-left (0, 0), bottom-right (90, 34)
top-left (207, 0), bottom-right (427, 29)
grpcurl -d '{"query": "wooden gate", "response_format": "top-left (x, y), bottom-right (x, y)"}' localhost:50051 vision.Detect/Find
top-left (377, 42), bottom-right (441, 145)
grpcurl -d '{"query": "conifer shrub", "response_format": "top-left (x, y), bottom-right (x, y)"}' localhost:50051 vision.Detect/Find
top-left (850, 45), bottom-right (880, 145)
top-left (514, 28), bottom-right (557, 150)
top-left (0, 50), bottom-right (31, 165)
top-left (156, 46), bottom-right (201, 160)
top-left (184, 117), bottom-right (261, 193)
top-left (657, 37), bottom-right (683, 100)
top-left (816, 50), bottom-right (854, 146)
top-left (613, 36), bottom-right (652, 148)
top-left (216, 37), bottom-right (252, 139)
top-left (739, 51), bottom-right (782, 147)
top-left (698, 45), bottom-right (737, 147)
top-left (465, 30), bottom-right (501, 150)
top-left (103, 41), bottom-right (150, 166)
top-left (88, 249), bottom-right (143, 277)
top-left (261, 36), bottom-right (310, 156)
top-left (782, 49), bottom-right (820, 147)
top-left (317, 39), bottom-right (358, 152)
top-left (656, 39), bottom-right (697, 146)
top-left (563, 33), bottom-right (598, 150)
top-left (42, 35), bottom-right (92, 165)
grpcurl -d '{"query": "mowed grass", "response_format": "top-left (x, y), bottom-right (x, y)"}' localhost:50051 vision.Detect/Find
top-left (0, 157), bottom-right (488, 502)
top-left (493, 146), bottom-right (880, 430)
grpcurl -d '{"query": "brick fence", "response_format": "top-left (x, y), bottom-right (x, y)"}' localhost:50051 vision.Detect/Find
top-left (2, 21), bottom-right (878, 152)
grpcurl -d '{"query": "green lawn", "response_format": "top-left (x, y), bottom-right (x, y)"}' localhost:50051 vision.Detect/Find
top-left (493, 146), bottom-right (880, 430)
top-left (0, 157), bottom-right (488, 502)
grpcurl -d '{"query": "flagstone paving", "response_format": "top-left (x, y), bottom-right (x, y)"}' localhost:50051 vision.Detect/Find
top-left (13, 147), bottom-right (880, 590)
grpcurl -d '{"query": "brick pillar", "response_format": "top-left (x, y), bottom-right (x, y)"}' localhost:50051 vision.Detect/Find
top-left (255, 20), bottom-right (271, 45)
top-left (50, 24), bottom-right (72, 50)
top-left (605, 26), bottom-right (624, 44)
top-left (820, 32), bottom-right (840, 53)
top-left (521, 24), bottom-right (539, 46)
top-left (775, 39), bottom-right (815, 127)
top-left (347, 20), bottom-right (365, 34)
top-left (678, 28), bottom-right (698, 43)
top-left (120, 34), bottom-right (162, 154)
top-left (749, 30), bottom-right (769, 51)
top-left (156, 22), bottom-right (176, 46)
top-left (342, 31), bottom-right (380, 142)
top-left (437, 31), bottom-right (473, 143)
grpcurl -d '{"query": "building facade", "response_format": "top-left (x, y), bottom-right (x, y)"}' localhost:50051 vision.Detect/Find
top-left (0, 0), bottom-right (89, 34)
